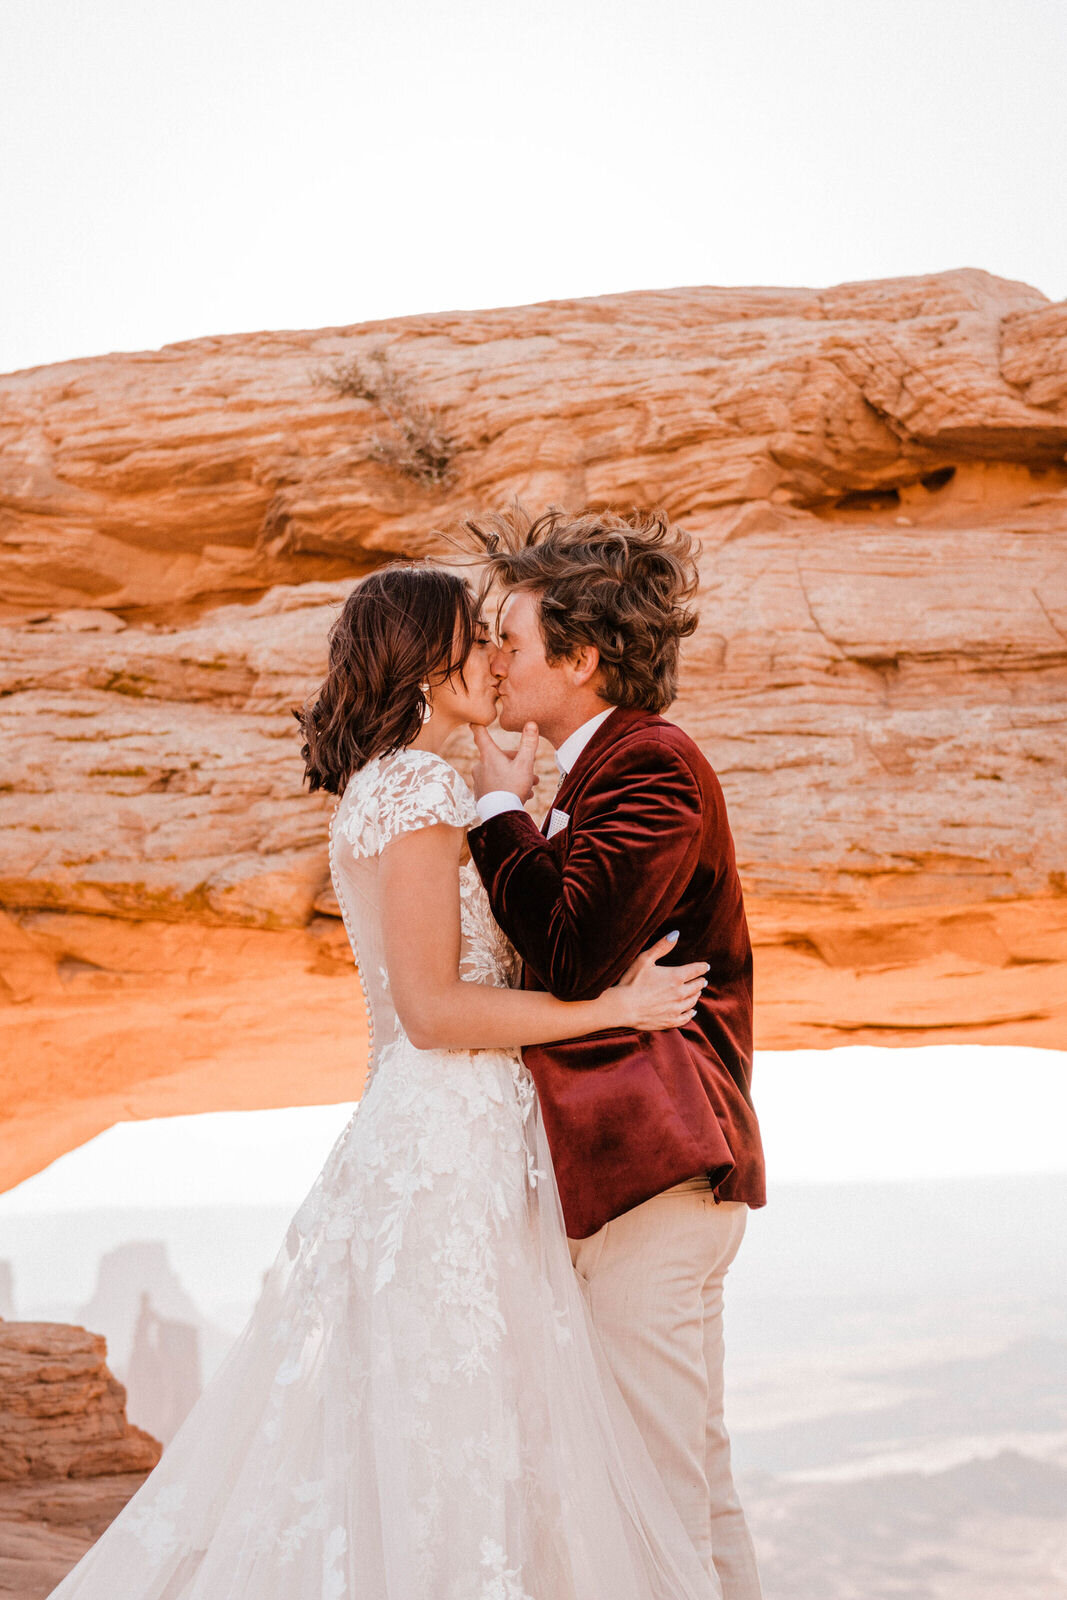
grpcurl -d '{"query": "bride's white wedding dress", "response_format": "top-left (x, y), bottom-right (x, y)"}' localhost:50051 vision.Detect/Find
top-left (51, 748), bottom-right (716, 1600)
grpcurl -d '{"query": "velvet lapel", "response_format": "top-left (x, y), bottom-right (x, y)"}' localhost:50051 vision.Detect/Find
top-left (546, 706), bottom-right (663, 833)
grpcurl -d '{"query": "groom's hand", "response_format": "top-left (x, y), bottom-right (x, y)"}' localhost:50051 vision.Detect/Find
top-left (472, 722), bottom-right (541, 803)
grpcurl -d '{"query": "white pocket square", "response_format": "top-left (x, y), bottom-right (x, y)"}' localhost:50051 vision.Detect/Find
top-left (547, 808), bottom-right (570, 840)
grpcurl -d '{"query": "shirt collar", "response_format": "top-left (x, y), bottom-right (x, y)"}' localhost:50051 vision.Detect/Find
top-left (554, 708), bottom-right (614, 775)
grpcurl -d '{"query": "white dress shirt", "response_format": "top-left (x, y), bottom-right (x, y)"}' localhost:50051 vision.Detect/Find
top-left (475, 708), bottom-right (615, 825)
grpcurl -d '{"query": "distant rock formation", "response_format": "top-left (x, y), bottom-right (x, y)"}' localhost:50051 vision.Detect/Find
top-left (1, 269), bottom-right (1065, 1188)
top-left (125, 1292), bottom-right (202, 1445)
top-left (0, 1263), bottom-right (14, 1321)
top-left (77, 1240), bottom-right (205, 1377)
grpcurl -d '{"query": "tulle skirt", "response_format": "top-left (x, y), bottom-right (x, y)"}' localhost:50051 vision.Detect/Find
top-left (50, 1041), bottom-right (718, 1600)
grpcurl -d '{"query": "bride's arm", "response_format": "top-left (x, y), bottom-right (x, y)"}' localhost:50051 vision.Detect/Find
top-left (379, 822), bottom-right (706, 1051)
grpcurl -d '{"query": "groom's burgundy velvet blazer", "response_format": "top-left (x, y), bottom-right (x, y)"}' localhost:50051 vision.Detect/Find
top-left (468, 706), bottom-right (766, 1239)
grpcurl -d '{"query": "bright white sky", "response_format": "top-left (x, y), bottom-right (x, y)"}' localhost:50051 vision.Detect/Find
top-left (1, 1046), bottom-right (1064, 1214)
top-left (2, 0), bottom-right (1065, 375)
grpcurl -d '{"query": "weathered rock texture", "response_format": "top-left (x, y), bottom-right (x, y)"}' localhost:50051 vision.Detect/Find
top-left (0, 1322), bottom-right (160, 1482)
top-left (1, 269), bottom-right (1065, 1188)
top-left (0, 1473), bottom-right (148, 1600)
top-left (0, 1323), bottom-right (157, 1597)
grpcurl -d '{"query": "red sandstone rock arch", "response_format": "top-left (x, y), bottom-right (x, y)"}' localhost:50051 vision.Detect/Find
top-left (1, 269), bottom-right (1065, 1191)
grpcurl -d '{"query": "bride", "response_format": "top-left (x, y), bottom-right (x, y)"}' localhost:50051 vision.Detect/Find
top-left (50, 563), bottom-right (716, 1600)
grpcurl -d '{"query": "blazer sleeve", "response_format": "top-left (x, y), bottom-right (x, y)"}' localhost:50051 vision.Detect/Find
top-left (468, 737), bottom-right (704, 1002)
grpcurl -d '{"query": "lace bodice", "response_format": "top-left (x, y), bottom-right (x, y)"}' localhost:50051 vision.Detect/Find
top-left (329, 747), bottom-right (518, 1082)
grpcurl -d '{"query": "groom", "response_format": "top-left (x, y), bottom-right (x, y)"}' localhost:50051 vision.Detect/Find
top-left (466, 507), bottom-right (765, 1600)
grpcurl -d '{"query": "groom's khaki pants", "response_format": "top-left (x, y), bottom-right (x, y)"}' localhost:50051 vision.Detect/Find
top-left (569, 1187), bottom-right (762, 1600)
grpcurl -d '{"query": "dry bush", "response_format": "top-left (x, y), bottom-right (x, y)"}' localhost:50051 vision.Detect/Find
top-left (321, 348), bottom-right (455, 486)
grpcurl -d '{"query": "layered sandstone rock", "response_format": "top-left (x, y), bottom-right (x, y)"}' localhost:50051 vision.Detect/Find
top-left (0, 1322), bottom-right (160, 1482)
top-left (1, 269), bottom-right (1065, 1188)
top-left (0, 1473), bottom-right (149, 1600)
top-left (0, 1323), bottom-right (158, 1597)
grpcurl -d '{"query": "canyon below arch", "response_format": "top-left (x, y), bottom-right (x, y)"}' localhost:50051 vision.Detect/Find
top-left (1, 266), bottom-right (1065, 1191)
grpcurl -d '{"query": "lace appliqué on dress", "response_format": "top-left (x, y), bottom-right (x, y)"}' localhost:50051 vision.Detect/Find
top-left (459, 862), bottom-right (521, 990)
top-left (340, 747), bottom-right (479, 859)
top-left (267, 747), bottom-right (542, 1592)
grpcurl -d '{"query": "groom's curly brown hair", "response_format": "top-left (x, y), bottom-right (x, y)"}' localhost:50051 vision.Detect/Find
top-left (460, 506), bottom-right (700, 714)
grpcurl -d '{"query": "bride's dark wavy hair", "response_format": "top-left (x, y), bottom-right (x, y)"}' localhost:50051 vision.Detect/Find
top-left (296, 564), bottom-right (479, 795)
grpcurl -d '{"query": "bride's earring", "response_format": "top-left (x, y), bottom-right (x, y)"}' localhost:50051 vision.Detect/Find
top-left (419, 683), bottom-right (433, 724)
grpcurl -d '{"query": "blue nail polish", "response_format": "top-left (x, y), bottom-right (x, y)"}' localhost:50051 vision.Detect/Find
top-left (666, 930), bottom-right (680, 944)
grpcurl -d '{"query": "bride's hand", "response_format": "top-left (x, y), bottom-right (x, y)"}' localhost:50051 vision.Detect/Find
top-left (604, 934), bottom-right (709, 1032)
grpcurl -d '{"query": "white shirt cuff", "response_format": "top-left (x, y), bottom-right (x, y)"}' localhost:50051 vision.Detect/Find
top-left (475, 791), bottom-right (527, 824)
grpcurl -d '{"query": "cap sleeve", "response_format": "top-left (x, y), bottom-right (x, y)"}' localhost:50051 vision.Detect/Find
top-left (339, 749), bottom-right (479, 859)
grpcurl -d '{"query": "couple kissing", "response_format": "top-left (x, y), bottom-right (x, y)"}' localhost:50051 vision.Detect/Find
top-left (50, 506), bottom-right (765, 1600)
